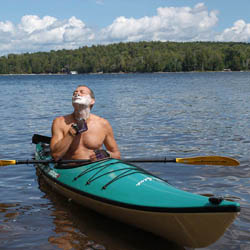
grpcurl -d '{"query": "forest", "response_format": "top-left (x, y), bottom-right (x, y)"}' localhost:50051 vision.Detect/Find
top-left (0, 41), bottom-right (250, 74)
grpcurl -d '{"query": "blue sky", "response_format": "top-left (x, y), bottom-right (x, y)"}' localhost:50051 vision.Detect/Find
top-left (0, 0), bottom-right (250, 55)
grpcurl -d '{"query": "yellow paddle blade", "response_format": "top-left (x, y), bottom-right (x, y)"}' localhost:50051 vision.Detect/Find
top-left (176, 156), bottom-right (239, 166)
top-left (0, 160), bottom-right (17, 166)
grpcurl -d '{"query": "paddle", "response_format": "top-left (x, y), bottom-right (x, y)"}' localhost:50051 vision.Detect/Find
top-left (29, 134), bottom-right (240, 167)
top-left (0, 155), bottom-right (239, 167)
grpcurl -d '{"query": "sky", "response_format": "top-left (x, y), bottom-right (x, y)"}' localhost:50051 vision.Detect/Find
top-left (0, 0), bottom-right (250, 56)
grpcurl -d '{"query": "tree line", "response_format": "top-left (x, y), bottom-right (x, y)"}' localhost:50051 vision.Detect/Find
top-left (0, 41), bottom-right (250, 74)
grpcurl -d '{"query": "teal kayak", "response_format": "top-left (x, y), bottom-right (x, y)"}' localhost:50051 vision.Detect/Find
top-left (35, 142), bottom-right (240, 248)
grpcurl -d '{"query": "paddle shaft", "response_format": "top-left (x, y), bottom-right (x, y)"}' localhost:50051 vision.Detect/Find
top-left (16, 159), bottom-right (91, 165)
top-left (125, 158), bottom-right (176, 163)
top-left (1, 155), bottom-right (239, 166)
top-left (3, 158), bottom-right (176, 165)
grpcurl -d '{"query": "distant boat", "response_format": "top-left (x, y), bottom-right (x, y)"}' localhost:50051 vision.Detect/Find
top-left (69, 71), bottom-right (78, 74)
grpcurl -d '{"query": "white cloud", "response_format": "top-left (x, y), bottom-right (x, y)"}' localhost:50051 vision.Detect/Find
top-left (99, 3), bottom-right (219, 42)
top-left (0, 20), bottom-right (14, 33)
top-left (216, 20), bottom-right (250, 42)
top-left (18, 15), bottom-right (57, 34)
top-left (0, 15), bottom-right (95, 55)
top-left (0, 3), bottom-right (250, 56)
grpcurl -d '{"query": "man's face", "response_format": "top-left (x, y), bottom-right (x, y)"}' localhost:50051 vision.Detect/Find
top-left (73, 86), bottom-right (91, 97)
top-left (72, 86), bottom-right (95, 108)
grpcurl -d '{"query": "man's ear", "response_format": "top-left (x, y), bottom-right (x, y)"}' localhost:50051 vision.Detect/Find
top-left (90, 99), bottom-right (95, 109)
top-left (91, 99), bottom-right (95, 106)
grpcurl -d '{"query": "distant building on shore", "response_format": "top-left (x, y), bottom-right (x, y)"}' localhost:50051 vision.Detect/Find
top-left (61, 66), bottom-right (78, 74)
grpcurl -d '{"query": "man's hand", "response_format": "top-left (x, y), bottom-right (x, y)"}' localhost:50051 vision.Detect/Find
top-left (89, 150), bottom-right (111, 162)
top-left (71, 119), bottom-right (88, 135)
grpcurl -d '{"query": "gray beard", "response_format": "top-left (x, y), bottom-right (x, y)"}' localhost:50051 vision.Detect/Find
top-left (74, 105), bottom-right (90, 120)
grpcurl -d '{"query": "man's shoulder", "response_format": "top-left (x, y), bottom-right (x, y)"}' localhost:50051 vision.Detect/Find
top-left (91, 114), bottom-right (109, 126)
top-left (53, 114), bottom-right (72, 124)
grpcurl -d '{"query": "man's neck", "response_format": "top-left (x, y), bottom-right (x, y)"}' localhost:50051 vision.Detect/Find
top-left (73, 110), bottom-right (90, 121)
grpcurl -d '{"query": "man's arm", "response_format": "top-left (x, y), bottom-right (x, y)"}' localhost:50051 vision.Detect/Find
top-left (50, 117), bottom-right (75, 161)
top-left (103, 120), bottom-right (121, 159)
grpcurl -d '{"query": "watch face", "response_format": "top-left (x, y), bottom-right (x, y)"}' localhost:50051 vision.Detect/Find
top-left (71, 121), bottom-right (88, 134)
top-left (71, 124), bottom-right (79, 133)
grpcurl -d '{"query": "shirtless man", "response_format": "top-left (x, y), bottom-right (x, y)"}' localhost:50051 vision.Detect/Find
top-left (50, 85), bottom-right (120, 161)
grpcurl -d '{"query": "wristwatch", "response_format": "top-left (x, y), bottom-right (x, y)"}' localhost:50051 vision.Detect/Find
top-left (94, 149), bottom-right (111, 160)
top-left (69, 124), bottom-right (78, 137)
top-left (69, 121), bottom-right (88, 137)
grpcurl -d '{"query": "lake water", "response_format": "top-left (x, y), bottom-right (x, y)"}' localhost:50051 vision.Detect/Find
top-left (0, 72), bottom-right (250, 250)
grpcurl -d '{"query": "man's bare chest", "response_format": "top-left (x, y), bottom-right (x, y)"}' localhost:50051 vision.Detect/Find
top-left (79, 130), bottom-right (105, 149)
top-left (69, 125), bottom-right (106, 150)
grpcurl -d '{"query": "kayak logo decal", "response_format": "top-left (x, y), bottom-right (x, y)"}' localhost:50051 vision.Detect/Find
top-left (48, 170), bottom-right (60, 179)
top-left (136, 177), bottom-right (152, 186)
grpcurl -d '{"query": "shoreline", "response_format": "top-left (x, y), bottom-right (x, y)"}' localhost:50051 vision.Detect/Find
top-left (0, 70), bottom-right (249, 76)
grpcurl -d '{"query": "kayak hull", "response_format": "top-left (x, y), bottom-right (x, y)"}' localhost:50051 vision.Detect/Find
top-left (35, 143), bottom-right (240, 248)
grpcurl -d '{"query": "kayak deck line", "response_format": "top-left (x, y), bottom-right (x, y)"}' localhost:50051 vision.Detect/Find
top-left (102, 170), bottom-right (146, 190)
top-left (72, 159), bottom-right (153, 189)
